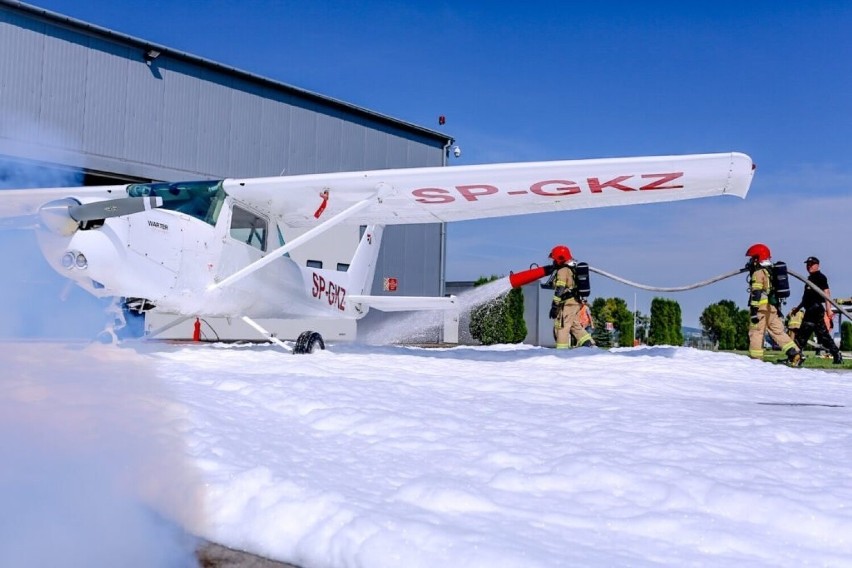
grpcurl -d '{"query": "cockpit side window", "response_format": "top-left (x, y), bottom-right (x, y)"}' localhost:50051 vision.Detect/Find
top-left (230, 205), bottom-right (268, 251)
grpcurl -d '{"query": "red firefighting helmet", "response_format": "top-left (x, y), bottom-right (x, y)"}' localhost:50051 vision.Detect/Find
top-left (549, 245), bottom-right (573, 264)
top-left (745, 243), bottom-right (771, 263)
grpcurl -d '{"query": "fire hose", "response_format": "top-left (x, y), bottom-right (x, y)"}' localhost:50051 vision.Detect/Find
top-left (590, 265), bottom-right (852, 325)
top-left (510, 263), bottom-right (852, 325)
top-left (589, 266), bottom-right (747, 293)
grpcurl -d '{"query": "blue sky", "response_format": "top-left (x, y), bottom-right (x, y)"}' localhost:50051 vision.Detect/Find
top-left (19, 0), bottom-right (852, 326)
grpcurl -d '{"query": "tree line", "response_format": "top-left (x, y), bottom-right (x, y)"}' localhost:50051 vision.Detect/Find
top-left (699, 299), bottom-right (852, 351)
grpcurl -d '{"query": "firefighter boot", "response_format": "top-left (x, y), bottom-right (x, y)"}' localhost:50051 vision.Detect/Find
top-left (833, 352), bottom-right (844, 365)
top-left (786, 347), bottom-right (803, 368)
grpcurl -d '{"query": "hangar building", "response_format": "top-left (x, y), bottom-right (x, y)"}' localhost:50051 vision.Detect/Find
top-left (0, 0), bottom-right (454, 343)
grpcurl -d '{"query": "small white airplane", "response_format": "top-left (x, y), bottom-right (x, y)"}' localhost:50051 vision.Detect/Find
top-left (0, 152), bottom-right (754, 351)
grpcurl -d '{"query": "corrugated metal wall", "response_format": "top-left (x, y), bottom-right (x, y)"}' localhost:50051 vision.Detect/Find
top-left (0, 6), bottom-right (446, 179)
top-left (0, 2), bottom-right (450, 307)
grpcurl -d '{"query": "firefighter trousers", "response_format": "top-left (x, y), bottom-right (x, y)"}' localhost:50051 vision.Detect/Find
top-left (748, 304), bottom-right (797, 359)
top-left (796, 306), bottom-right (839, 356)
top-left (554, 302), bottom-right (592, 349)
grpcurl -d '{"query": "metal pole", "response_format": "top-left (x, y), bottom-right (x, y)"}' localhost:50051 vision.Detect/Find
top-left (633, 292), bottom-right (637, 346)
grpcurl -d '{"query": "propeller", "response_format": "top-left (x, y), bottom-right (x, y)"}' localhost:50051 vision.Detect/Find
top-left (39, 196), bottom-right (164, 235)
top-left (69, 196), bottom-right (163, 223)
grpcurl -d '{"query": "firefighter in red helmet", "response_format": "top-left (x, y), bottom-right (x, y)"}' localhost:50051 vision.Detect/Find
top-left (744, 243), bottom-right (802, 366)
top-left (548, 245), bottom-right (594, 349)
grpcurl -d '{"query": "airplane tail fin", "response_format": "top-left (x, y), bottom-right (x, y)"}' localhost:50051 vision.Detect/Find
top-left (344, 225), bottom-right (459, 316)
top-left (347, 224), bottom-right (384, 296)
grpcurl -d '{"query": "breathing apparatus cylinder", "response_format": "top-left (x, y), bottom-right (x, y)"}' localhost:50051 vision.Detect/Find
top-left (773, 261), bottom-right (790, 300)
top-left (575, 262), bottom-right (591, 298)
top-left (508, 264), bottom-right (555, 288)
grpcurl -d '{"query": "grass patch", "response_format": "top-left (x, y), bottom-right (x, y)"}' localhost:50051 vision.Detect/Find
top-left (729, 350), bottom-right (849, 369)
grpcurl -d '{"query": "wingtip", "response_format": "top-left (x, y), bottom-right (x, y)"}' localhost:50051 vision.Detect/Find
top-left (727, 152), bottom-right (756, 199)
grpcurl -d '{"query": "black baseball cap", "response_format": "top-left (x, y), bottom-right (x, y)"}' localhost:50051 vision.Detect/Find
top-left (805, 256), bottom-right (820, 265)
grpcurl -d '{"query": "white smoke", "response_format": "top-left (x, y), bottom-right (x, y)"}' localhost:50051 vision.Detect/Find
top-left (359, 277), bottom-right (513, 344)
top-left (0, 110), bottom-right (84, 190)
top-left (0, 120), bottom-right (201, 566)
top-left (0, 155), bottom-right (83, 189)
top-left (0, 119), bottom-right (117, 340)
top-left (0, 343), bottom-right (204, 567)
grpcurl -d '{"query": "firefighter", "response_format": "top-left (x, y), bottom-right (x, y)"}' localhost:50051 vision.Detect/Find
top-left (786, 309), bottom-right (804, 344)
top-left (548, 245), bottom-right (594, 349)
top-left (578, 302), bottom-right (594, 335)
top-left (744, 243), bottom-right (802, 366)
top-left (790, 256), bottom-right (842, 364)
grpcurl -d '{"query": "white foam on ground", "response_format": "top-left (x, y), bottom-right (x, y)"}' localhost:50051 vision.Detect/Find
top-left (5, 339), bottom-right (852, 567)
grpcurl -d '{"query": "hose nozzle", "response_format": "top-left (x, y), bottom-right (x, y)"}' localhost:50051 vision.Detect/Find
top-left (508, 264), bottom-right (555, 288)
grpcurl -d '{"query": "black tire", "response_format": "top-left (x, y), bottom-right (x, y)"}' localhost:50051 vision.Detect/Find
top-left (293, 330), bottom-right (325, 354)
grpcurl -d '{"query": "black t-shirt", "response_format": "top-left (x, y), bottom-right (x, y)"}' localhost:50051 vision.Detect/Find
top-left (800, 270), bottom-right (829, 309)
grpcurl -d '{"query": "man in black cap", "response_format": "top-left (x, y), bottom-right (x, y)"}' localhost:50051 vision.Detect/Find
top-left (790, 256), bottom-right (843, 364)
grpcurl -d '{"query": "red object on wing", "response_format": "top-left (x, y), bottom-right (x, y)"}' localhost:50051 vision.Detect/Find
top-left (314, 190), bottom-right (330, 219)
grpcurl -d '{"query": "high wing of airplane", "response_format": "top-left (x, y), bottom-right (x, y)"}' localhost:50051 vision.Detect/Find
top-left (0, 151), bottom-right (754, 351)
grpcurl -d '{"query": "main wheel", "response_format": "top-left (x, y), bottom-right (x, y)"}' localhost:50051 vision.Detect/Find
top-left (293, 330), bottom-right (325, 354)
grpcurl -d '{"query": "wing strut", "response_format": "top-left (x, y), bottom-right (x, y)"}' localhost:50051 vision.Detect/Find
top-left (241, 316), bottom-right (293, 352)
top-left (209, 192), bottom-right (378, 291)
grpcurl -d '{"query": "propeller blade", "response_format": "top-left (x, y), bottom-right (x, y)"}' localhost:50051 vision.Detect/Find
top-left (69, 196), bottom-right (163, 223)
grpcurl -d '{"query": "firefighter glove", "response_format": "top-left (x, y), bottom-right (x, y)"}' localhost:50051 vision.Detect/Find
top-left (749, 306), bottom-right (759, 324)
top-left (549, 304), bottom-right (559, 319)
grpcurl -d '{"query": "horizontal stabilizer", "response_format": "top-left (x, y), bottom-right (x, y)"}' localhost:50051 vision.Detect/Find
top-left (349, 295), bottom-right (457, 312)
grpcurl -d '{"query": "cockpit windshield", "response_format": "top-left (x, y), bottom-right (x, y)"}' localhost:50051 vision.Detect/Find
top-left (127, 180), bottom-right (225, 226)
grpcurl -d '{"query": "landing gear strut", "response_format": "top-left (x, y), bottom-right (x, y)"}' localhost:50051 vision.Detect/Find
top-left (240, 317), bottom-right (325, 353)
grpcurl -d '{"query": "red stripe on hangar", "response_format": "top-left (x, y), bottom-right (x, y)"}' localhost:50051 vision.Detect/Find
top-left (411, 173), bottom-right (684, 204)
